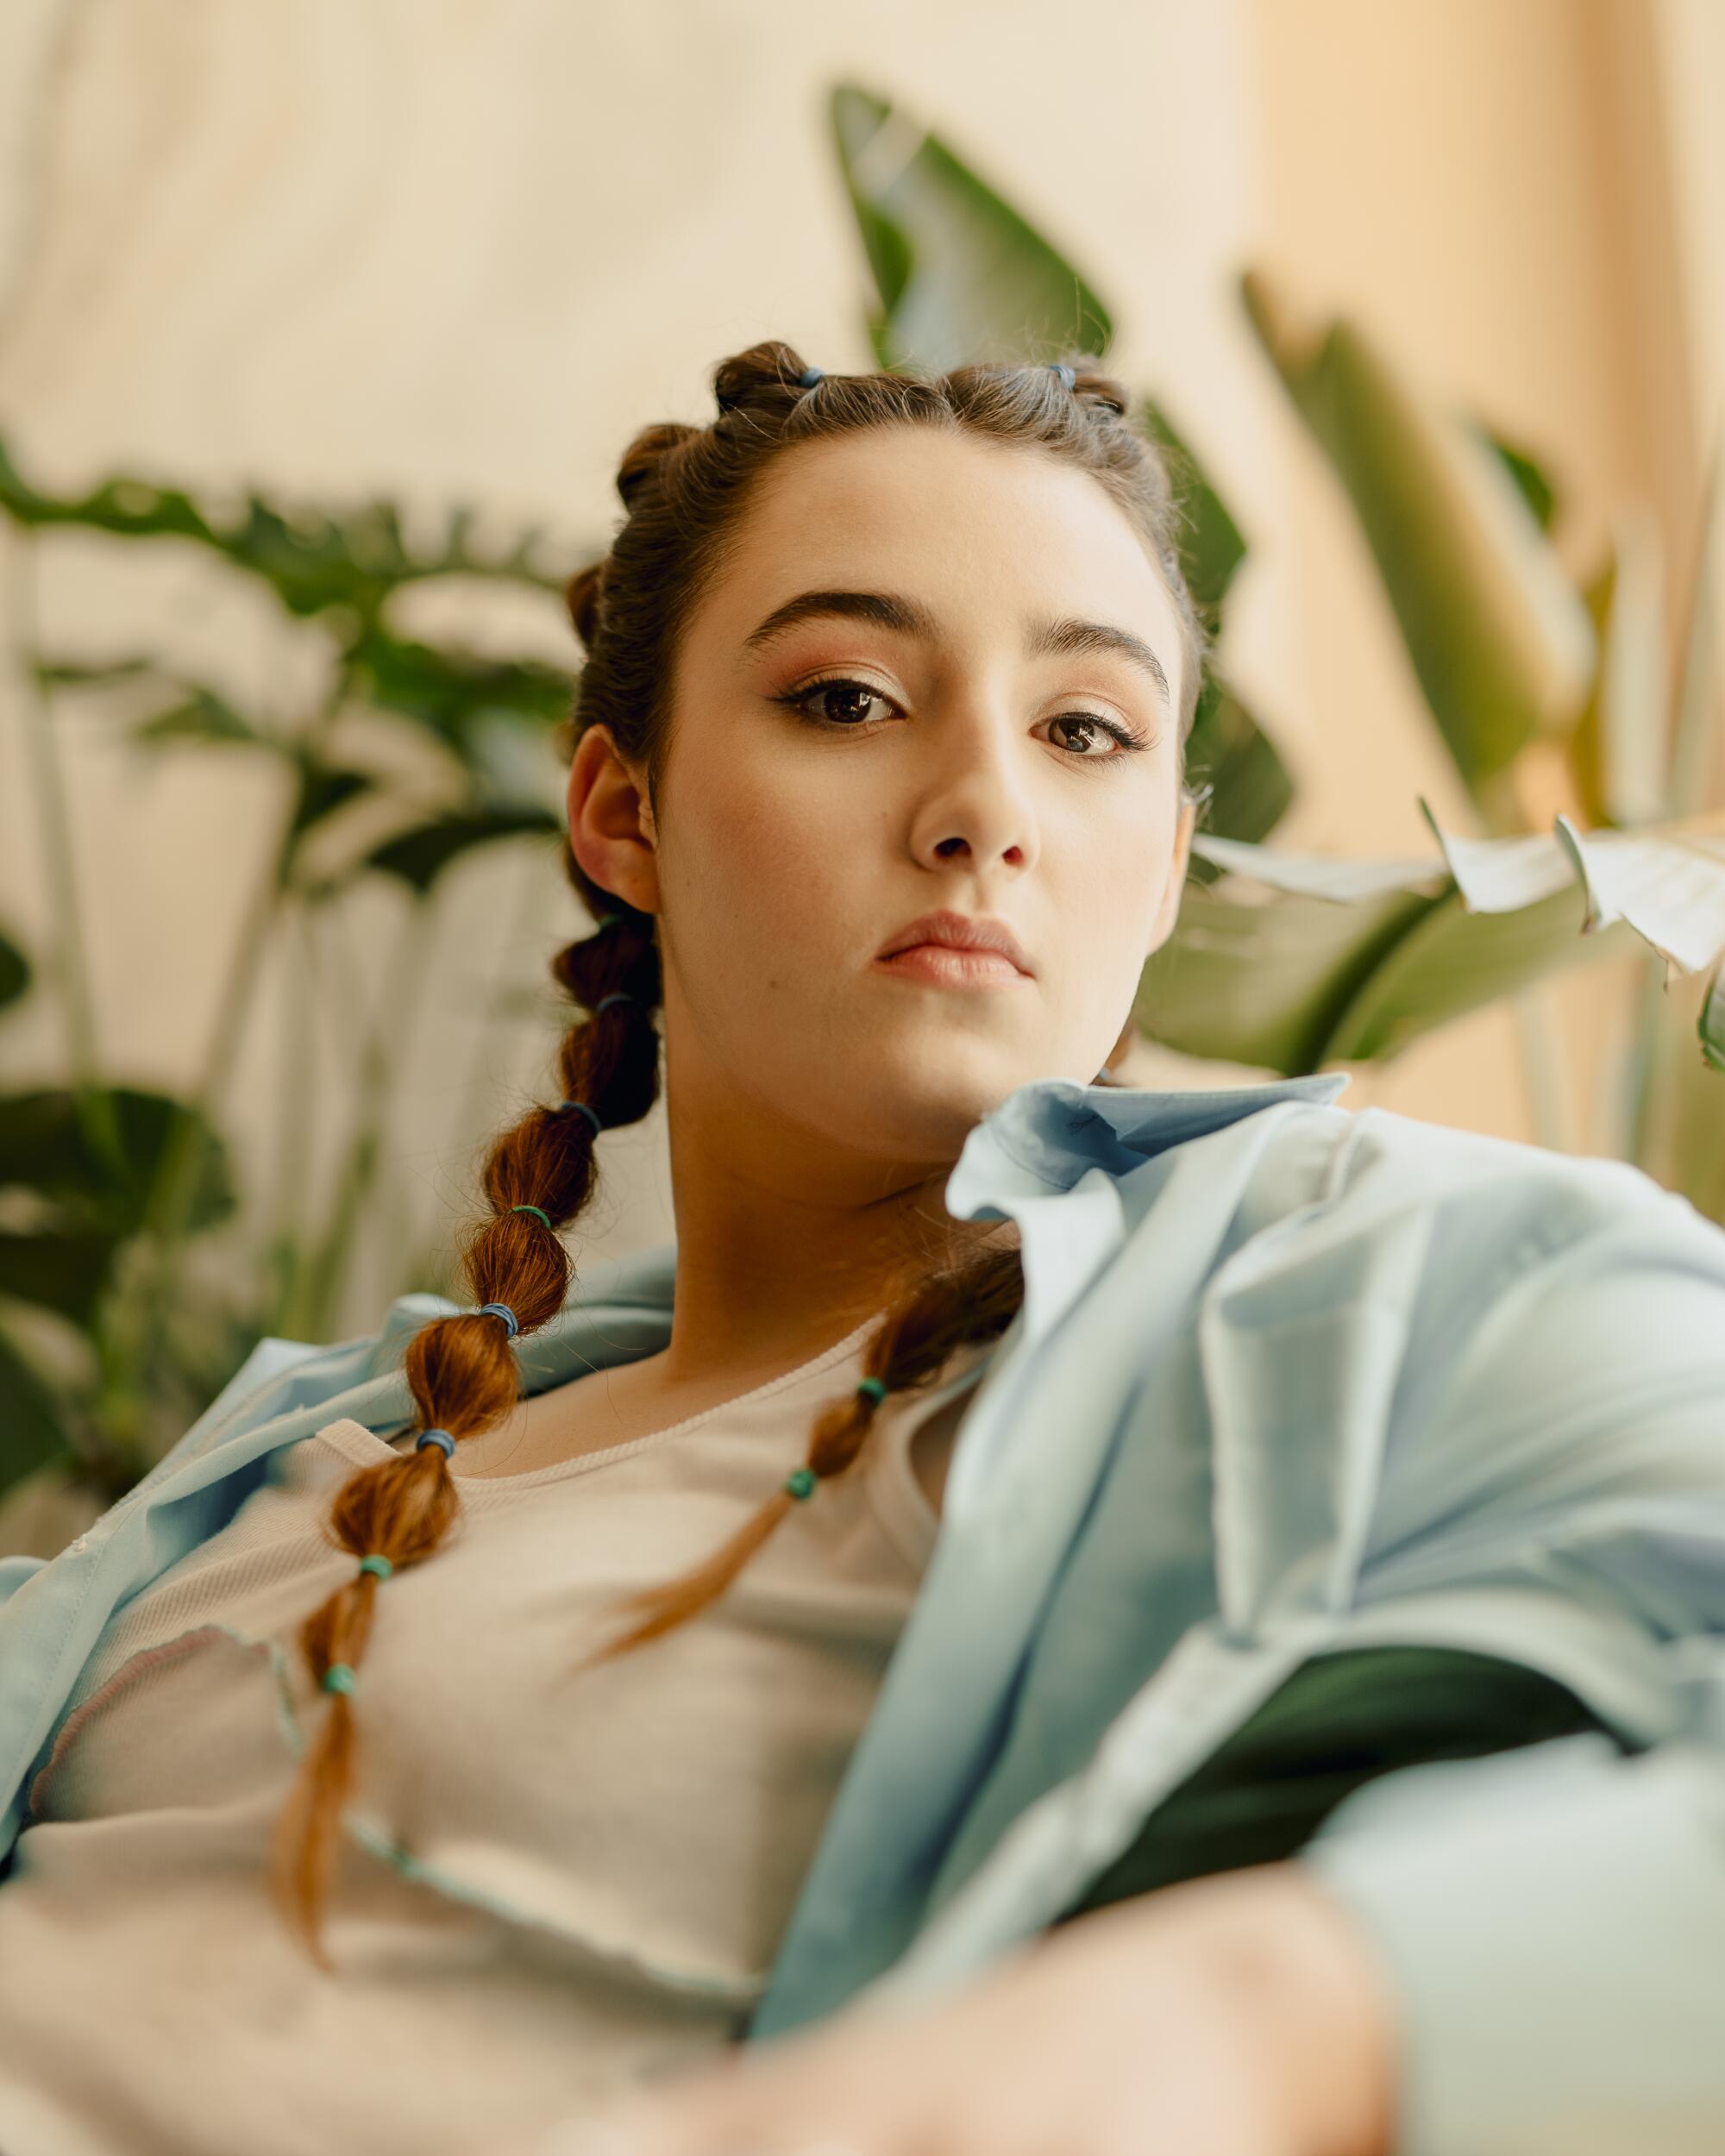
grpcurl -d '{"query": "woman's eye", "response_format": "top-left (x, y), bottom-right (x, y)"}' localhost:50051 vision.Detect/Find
top-left (790, 678), bottom-right (891, 728)
top-left (1047, 712), bottom-right (1138, 759)
top-left (774, 675), bottom-right (1151, 765)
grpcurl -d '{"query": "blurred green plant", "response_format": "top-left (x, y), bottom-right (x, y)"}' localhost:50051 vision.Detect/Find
top-left (0, 452), bottom-right (586, 1530)
top-left (827, 80), bottom-right (1724, 1194)
top-left (3, 80), bottom-right (1722, 1544)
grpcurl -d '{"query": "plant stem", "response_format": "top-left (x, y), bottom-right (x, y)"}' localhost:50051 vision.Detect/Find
top-left (285, 891), bottom-right (441, 1343)
top-left (105, 661), bottom-right (354, 1419)
top-left (262, 894), bottom-right (317, 1331)
top-left (1622, 944), bottom-right (1673, 1172)
top-left (7, 535), bottom-right (128, 1183)
top-left (1509, 980), bottom-right (1571, 1153)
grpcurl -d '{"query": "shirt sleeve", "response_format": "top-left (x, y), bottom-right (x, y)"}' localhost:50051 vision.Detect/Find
top-left (1291, 1232), bottom-right (1725, 2156)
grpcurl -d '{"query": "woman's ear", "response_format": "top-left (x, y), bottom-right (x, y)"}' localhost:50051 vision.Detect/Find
top-left (567, 725), bottom-right (661, 916)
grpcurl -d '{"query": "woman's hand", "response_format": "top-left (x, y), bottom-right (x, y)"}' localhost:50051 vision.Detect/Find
top-left (492, 1861), bottom-right (1399, 2156)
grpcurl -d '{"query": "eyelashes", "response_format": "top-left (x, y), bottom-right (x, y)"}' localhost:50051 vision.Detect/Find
top-left (771, 674), bottom-right (1156, 768)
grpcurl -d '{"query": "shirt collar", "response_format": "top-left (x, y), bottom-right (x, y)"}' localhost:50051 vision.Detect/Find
top-left (944, 1069), bottom-right (1353, 1215)
top-left (490, 1070), bottom-right (1353, 1388)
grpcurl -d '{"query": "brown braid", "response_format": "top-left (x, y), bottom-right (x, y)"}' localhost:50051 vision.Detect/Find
top-left (269, 338), bottom-right (1209, 1968)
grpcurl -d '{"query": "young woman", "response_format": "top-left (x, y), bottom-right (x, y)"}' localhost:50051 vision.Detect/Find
top-left (3, 342), bottom-right (1724, 2156)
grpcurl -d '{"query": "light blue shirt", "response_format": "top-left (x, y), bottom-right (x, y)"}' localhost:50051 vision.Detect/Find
top-left (5, 1069), bottom-right (1725, 2155)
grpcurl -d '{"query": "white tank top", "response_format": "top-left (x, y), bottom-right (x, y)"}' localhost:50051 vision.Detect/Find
top-left (0, 1314), bottom-right (995, 2156)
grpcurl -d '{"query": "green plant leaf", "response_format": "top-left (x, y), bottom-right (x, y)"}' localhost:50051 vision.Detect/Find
top-left (1239, 269), bottom-right (1596, 800)
top-left (131, 683), bottom-right (262, 747)
top-left (1182, 674), bottom-right (1295, 879)
top-left (1543, 809), bottom-right (1725, 973)
top-left (0, 1087), bottom-right (236, 1241)
top-left (367, 809), bottom-right (563, 894)
top-left (1701, 957), bottom-right (1725, 1074)
top-left (0, 1326), bottom-right (69, 1497)
top-left (0, 431), bottom-right (575, 627)
top-left (1569, 511), bottom-right (1669, 830)
top-left (1139, 397), bottom-right (1247, 632)
top-left (1132, 872), bottom-right (1441, 1072)
top-left (30, 653), bottom-right (162, 689)
top-left (1656, 957), bottom-right (1725, 1229)
top-left (0, 929), bottom-right (28, 1015)
top-left (285, 761), bottom-right (378, 852)
top-left (0, 1228), bottom-right (118, 1326)
top-left (1474, 421), bottom-right (1561, 534)
top-left (1320, 880), bottom-right (1633, 1063)
top-left (348, 622), bottom-right (574, 751)
top-left (828, 83), bottom-right (1112, 373)
top-left (1137, 805), bottom-right (1716, 1074)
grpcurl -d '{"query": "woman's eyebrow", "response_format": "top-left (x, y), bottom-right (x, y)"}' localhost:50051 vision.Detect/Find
top-left (739, 588), bottom-right (1170, 712)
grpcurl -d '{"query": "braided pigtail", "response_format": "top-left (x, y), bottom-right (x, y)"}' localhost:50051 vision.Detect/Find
top-left (267, 899), bottom-right (663, 1969)
top-left (575, 1232), bottom-right (1025, 1670)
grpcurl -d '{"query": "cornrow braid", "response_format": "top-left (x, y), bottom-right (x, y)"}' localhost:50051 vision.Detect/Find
top-left (268, 333), bottom-right (1209, 1969)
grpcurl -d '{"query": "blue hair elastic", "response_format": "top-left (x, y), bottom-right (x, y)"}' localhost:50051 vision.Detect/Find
top-left (1049, 361), bottom-right (1076, 389)
top-left (476, 1301), bottom-right (519, 1339)
top-left (799, 365), bottom-right (824, 387)
top-left (416, 1427), bottom-right (456, 1458)
top-left (856, 1376), bottom-right (887, 1404)
top-left (594, 992), bottom-right (635, 1016)
top-left (358, 1554), bottom-right (393, 1581)
top-left (555, 1100), bottom-right (604, 1136)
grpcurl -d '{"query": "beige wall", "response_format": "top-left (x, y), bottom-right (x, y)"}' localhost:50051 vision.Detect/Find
top-left (0, 0), bottom-right (1715, 1338)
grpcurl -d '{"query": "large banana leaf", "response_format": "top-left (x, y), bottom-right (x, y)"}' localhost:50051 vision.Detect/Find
top-left (1131, 874), bottom-right (1443, 1073)
top-left (1134, 805), bottom-right (1723, 1074)
top-left (827, 84), bottom-right (1112, 374)
top-left (1239, 268), bottom-right (1596, 808)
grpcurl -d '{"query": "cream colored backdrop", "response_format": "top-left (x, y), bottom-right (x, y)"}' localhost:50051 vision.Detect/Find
top-left (0, 0), bottom-right (1716, 1337)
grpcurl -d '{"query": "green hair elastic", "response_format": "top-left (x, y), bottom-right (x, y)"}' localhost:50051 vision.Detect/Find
top-left (781, 1377), bottom-right (887, 1505)
top-left (322, 1663), bottom-right (357, 1695)
top-left (357, 1554), bottom-right (393, 1581)
top-left (510, 1204), bottom-right (554, 1232)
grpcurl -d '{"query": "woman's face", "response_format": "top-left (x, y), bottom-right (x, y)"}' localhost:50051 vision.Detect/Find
top-left (569, 424), bottom-right (1195, 1178)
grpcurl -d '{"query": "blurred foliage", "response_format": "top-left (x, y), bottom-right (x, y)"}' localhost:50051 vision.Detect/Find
top-left (0, 448), bottom-right (591, 1528)
top-left (2, 78), bottom-right (1721, 1544)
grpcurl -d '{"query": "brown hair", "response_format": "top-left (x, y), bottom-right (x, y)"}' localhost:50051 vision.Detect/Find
top-left (268, 340), bottom-right (1210, 1967)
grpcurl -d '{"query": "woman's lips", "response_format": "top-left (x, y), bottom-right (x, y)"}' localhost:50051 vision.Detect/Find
top-left (872, 945), bottom-right (1030, 988)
